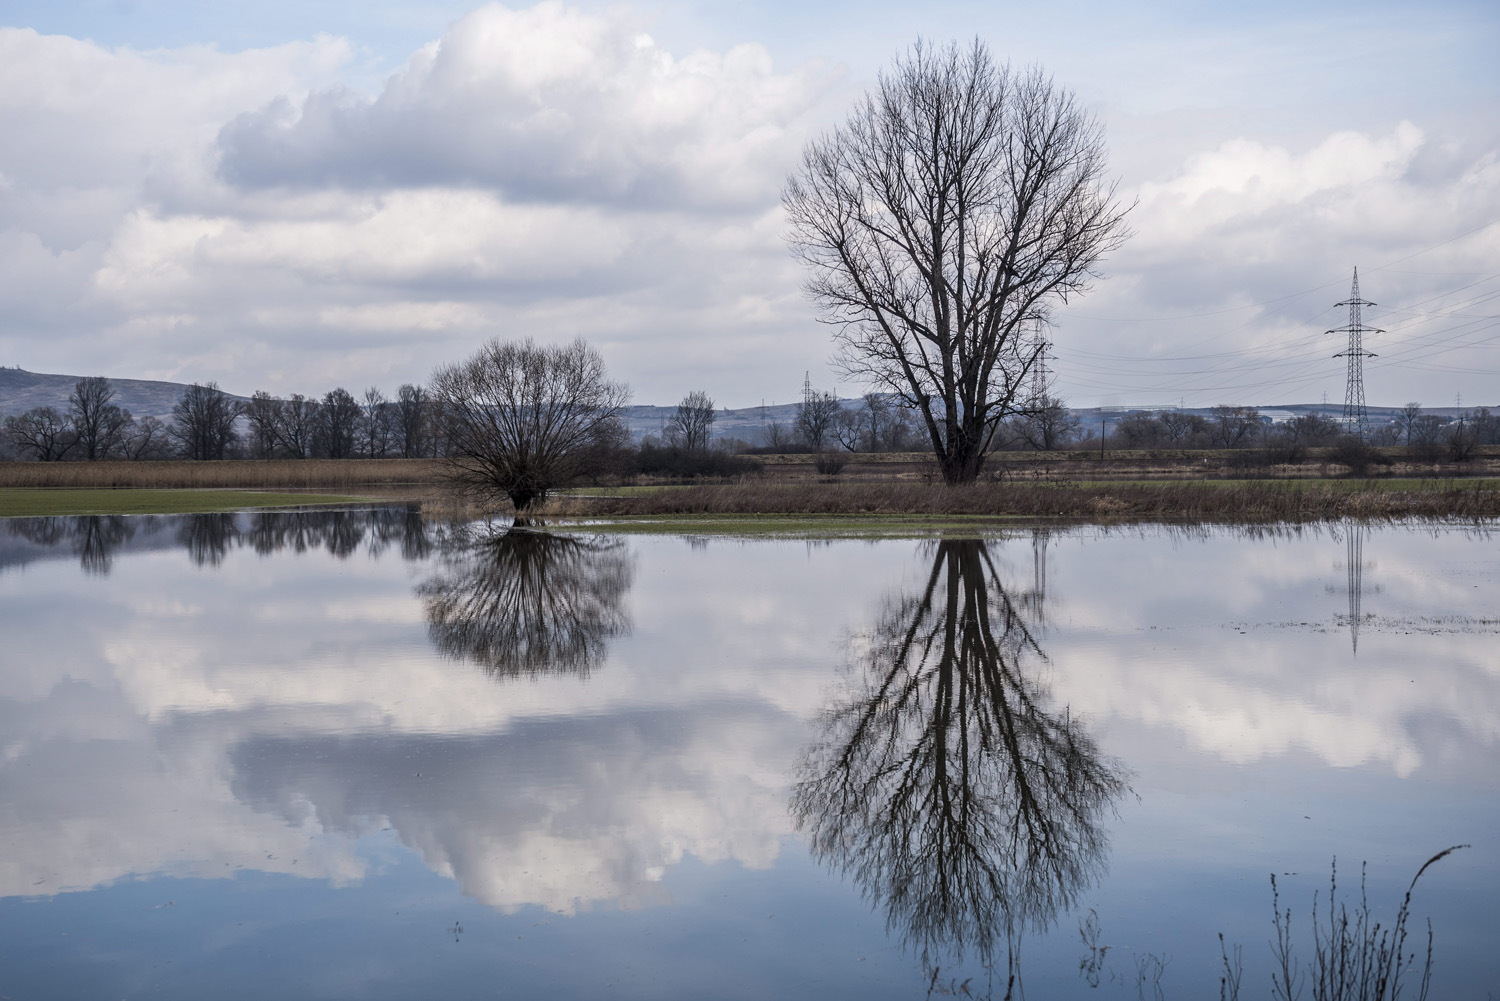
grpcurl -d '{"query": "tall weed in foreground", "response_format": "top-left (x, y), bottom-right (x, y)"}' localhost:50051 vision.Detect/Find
top-left (1220, 846), bottom-right (1467, 1001)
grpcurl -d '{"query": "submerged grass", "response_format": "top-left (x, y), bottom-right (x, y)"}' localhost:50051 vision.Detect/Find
top-left (0, 488), bottom-right (374, 517)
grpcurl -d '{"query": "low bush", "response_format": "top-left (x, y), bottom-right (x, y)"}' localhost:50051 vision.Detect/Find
top-left (813, 451), bottom-right (850, 475)
top-left (632, 444), bottom-right (762, 479)
top-left (1330, 437), bottom-right (1394, 476)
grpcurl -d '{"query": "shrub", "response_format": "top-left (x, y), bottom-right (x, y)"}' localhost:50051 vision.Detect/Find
top-left (814, 451), bottom-right (850, 476)
top-left (633, 444), bottom-right (762, 479)
top-left (1329, 436), bottom-right (1393, 476)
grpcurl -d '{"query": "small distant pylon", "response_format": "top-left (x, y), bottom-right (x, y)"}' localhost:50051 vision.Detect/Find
top-left (1327, 268), bottom-right (1382, 437)
top-left (1029, 320), bottom-right (1053, 404)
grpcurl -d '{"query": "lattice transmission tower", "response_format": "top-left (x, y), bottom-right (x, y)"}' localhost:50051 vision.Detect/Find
top-left (1326, 267), bottom-right (1382, 437)
top-left (1028, 320), bottom-right (1053, 404)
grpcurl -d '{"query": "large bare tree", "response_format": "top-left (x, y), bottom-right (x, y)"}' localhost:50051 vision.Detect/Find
top-left (665, 390), bottom-right (717, 451)
top-left (784, 41), bottom-right (1129, 484)
top-left (2, 407), bottom-right (77, 461)
top-left (169, 383), bottom-right (240, 460)
top-left (276, 394), bottom-right (318, 458)
top-left (430, 337), bottom-right (630, 515)
top-left (68, 377), bottom-right (133, 460)
top-left (318, 387), bottom-right (361, 458)
top-left (396, 383), bottom-right (430, 458)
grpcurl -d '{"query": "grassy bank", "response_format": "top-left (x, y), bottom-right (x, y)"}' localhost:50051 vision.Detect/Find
top-left (0, 458), bottom-right (441, 490)
top-left (0, 489), bottom-right (376, 517)
top-left (545, 478), bottom-right (1500, 524)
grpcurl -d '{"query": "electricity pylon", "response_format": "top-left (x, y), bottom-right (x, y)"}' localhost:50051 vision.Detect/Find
top-left (1029, 320), bottom-right (1053, 404)
top-left (1327, 268), bottom-right (1382, 437)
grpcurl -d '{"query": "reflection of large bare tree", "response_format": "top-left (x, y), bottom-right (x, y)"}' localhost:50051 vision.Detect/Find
top-left (418, 527), bottom-right (633, 678)
top-left (793, 539), bottom-right (1126, 981)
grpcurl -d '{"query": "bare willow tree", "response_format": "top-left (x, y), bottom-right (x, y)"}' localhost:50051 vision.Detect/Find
top-left (784, 40), bottom-right (1130, 483)
top-left (2, 407), bottom-right (77, 461)
top-left (796, 388), bottom-right (842, 451)
top-left (318, 388), bottom-right (361, 458)
top-left (68, 377), bottom-right (133, 460)
top-left (665, 390), bottom-right (717, 451)
top-left (169, 382), bottom-right (240, 460)
top-left (430, 338), bottom-right (630, 515)
top-left (396, 383), bottom-right (430, 458)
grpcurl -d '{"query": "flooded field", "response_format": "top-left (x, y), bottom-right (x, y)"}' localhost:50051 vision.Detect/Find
top-left (1, 510), bottom-right (1496, 998)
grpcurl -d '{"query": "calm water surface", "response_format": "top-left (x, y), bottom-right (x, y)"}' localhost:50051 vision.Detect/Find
top-left (1, 510), bottom-right (1496, 998)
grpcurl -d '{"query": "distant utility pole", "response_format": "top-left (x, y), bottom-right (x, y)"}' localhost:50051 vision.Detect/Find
top-left (1327, 267), bottom-right (1382, 437)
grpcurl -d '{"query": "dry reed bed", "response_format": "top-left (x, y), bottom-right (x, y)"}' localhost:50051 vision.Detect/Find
top-left (0, 459), bottom-right (443, 489)
top-left (550, 480), bottom-right (1500, 522)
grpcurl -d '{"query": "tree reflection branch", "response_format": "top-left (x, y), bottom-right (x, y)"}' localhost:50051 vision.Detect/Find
top-left (418, 526), bottom-right (633, 678)
top-left (794, 539), bottom-right (1127, 982)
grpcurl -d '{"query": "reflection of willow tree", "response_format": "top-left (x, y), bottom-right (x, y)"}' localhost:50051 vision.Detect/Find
top-left (4, 507), bottom-right (433, 574)
top-left (418, 527), bottom-right (633, 678)
top-left (7, 515), bottom-right (137, 575)
top-left (793, 540), bottom-right (1126, 982)
top-left (177, 512), bottom-right (238, 567)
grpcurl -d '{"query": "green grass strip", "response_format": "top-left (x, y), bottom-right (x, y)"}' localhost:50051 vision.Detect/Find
top-left (1043, 477), bottom-right (1499, 491)
top-left (0, 488), bottom-right (377, 518)
top-left (550, 512), bottom-right (1036, 539)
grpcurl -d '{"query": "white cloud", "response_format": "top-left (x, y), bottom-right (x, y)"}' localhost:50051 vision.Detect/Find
top-left (1055, 122), bottom-right (1500, 408)
top-left (0, 4), bottom-right (1496, 406)
top-left (0, 7), bottom-right (838, 401)
top-left (216, 2), bottom-right (828, 210)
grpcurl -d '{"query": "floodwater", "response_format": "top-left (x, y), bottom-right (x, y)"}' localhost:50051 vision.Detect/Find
top-left (0, 509), bottom-right (1496, 998)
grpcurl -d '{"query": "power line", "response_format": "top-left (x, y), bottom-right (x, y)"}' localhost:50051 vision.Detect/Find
top-left (1056, 273), bottom-right (1500, 405)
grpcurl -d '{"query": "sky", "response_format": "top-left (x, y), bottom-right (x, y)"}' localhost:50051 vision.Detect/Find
top-left (1, 0), bottom-right (1497, 409)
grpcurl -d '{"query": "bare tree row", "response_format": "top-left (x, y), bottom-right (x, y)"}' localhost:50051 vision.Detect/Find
top-left (1092, 404), bottom-right (1500, 456)
top-left (756, 388), bottom-right (923, 454)
top-left (241, 384), bottom-right (435, 460)
top-left (2, 377), bottom-right (171, 461)
top-left (2, 377), bottom-right (445, 461)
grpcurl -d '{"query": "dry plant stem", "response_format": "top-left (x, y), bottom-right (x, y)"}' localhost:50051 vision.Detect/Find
top-left (1225, 846), bottom-right (1468, 1001)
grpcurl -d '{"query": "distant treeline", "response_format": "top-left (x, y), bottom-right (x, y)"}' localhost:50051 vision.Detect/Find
top-left (0, 376), bottom-right (769, 480)
top-left (1078, 404), bottom-right (1500, 462)
top-left (1, 377), bottom-right (443, 462)
top-left (7, 376), bottom-right (1497, 471)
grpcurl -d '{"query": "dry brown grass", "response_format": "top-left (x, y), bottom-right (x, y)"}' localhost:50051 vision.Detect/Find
top-left (0, 458), bottom-right (443, 490)
top-left (546, 479), bottom-right (1500, 523)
